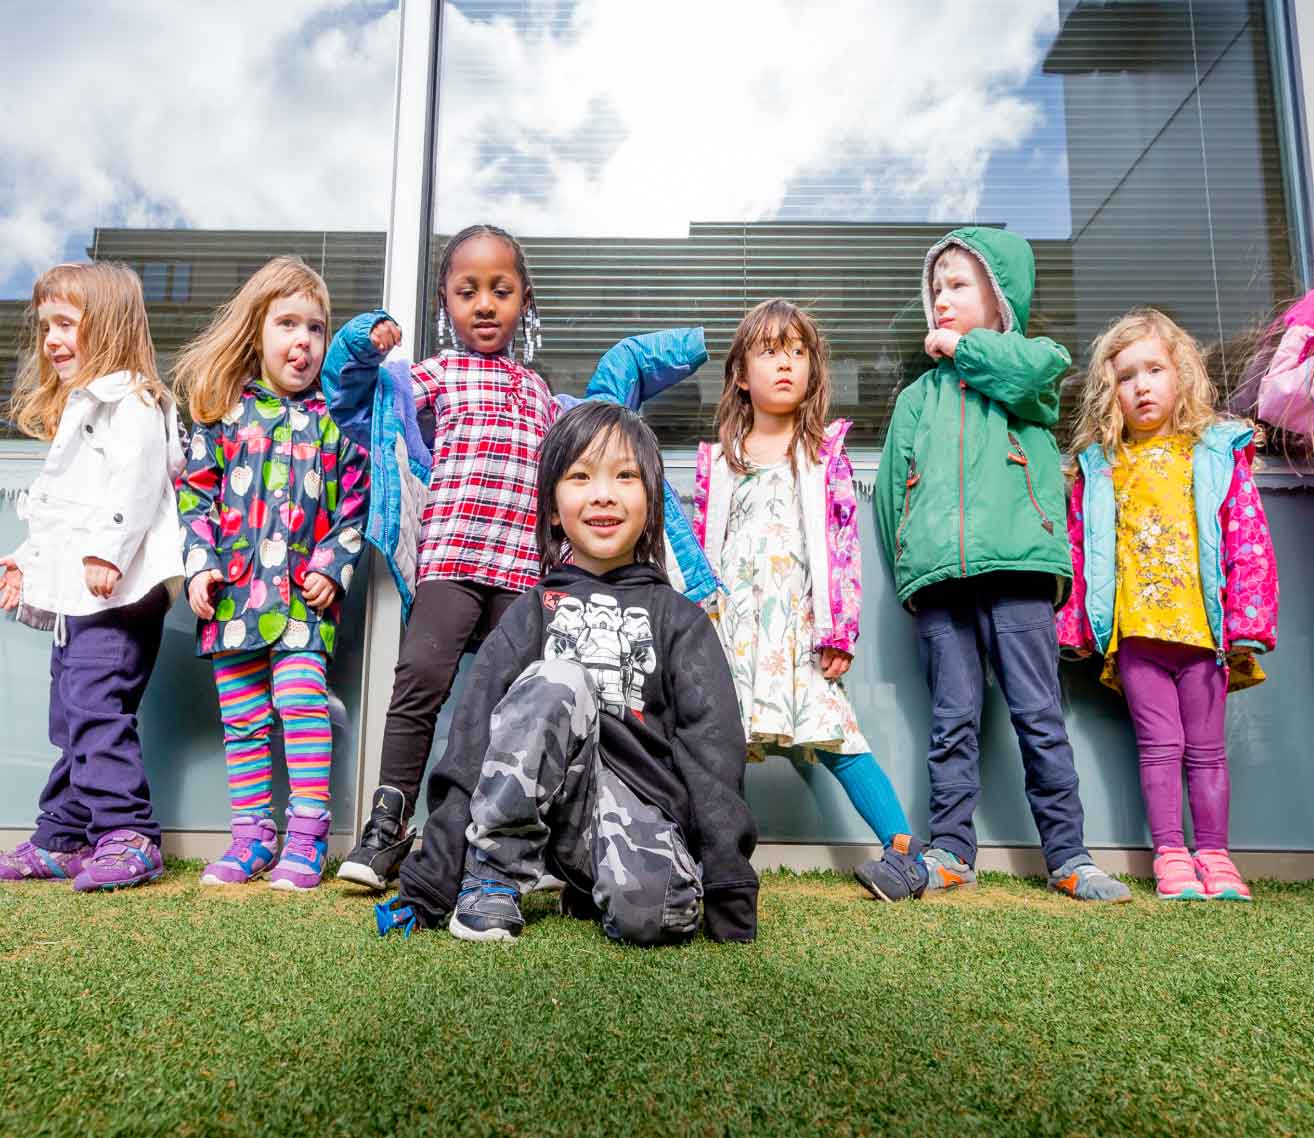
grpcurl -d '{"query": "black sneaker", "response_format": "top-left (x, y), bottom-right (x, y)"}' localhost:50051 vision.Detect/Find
top-left (854, 834), bottom-right (930, 902)
top-left (336, 785), bottom-right (416, 891)
top-left (449, 874), bottom-right (524, 941)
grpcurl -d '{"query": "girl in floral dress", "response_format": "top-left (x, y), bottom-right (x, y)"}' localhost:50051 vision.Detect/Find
top-left (1058, 308), bottom-right (1278, 901)
top-left (174, 257), bottom-right (371, 890)
top-left (693, 300), bottom-right (925, 900)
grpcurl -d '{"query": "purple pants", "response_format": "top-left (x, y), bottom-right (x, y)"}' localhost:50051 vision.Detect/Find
top-left (1118, 637), bottom-right (1229, 850)
top-left (32, 584), bottom-right (169, 851)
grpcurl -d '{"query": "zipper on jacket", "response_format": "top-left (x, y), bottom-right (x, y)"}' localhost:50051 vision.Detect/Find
top-left (895, 457), bottom-right (920, 560)
top-left (958, 383), bottom-right (968, 574)
top-left (1007, 432), bottom-right (1055, 535)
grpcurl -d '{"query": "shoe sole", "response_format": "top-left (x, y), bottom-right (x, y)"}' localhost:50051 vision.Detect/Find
top-left (1048, 884), bottom-right (1133, 903)
top-left (336, 860), bottom-right (389, 891)
top-left (852, 866), bottom-right (908, 903)
top-left (199, 867), bottom-right (270, 887)
top-left (1205, 890), bottom-right (1253, 902)
top-left (1156, 887), bottom-right (1207, 901)
top-left (449, 913), bottom-right (521, 942)
top-left (74, 867), bottom-right (164, 893)
top-left (268, 877), bottom-right (322, 892)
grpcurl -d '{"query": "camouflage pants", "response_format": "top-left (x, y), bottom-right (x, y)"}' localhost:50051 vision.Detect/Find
top-left (464, 658), bottom-right (703, 945)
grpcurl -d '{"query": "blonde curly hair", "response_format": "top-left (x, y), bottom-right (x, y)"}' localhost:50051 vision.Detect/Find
top-left (1070, 307), bottom-right (1220, 459)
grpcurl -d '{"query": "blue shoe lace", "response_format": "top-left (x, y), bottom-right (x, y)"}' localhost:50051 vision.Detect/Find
top-left (458, 879), bottom-right (520, 902)
top-left (375, 896), bottom-right (417, 938)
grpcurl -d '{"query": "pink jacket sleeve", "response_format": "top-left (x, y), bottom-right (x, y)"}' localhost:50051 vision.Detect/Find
top-left (693, 442), bottom-right (711, 550)
top-left (1221, 448), bottom-right (1278, 653)
top-left (818, 439), bottom-right (861, 654)
top-left (1257, 323), bottom-right (1314, 435)
top-left (1054, 469), bottom-right (1096, 656)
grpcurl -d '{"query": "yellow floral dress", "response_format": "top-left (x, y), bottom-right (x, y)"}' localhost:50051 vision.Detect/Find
top-left (1103, 434), bottom-right (1214, 688)
top-left (713, 460), bottom-right (868, 761)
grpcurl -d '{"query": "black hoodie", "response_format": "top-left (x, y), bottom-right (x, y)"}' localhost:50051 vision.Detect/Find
top-left (398, 562), bottom-right (759, 941)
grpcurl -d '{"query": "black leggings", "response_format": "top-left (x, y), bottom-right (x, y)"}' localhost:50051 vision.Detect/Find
top-left (379, 579), bottom-right (518, 813)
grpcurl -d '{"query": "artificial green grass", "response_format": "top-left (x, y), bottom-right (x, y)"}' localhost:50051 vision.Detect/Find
top-left (3, 866), bottom-right (1313, 1137)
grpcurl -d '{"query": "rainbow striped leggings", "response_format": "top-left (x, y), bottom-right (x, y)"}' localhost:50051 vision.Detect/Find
top-left (212, 649), bottom-right (332, 815)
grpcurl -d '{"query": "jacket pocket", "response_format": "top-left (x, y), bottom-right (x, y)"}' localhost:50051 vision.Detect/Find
top-left (1006, 434), bottom-right (1055, 536)
top-left (894, 456), bottom-right (920, 560)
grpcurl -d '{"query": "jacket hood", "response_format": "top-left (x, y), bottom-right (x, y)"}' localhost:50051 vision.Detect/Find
top-left (541, 561), bottom-right (669, 590)
top-left (922, 226), bottom-right (1036, 335)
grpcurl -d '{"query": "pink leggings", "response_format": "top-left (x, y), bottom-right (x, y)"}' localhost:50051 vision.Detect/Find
top-left (1118, 637), bottom-right (1229, 850)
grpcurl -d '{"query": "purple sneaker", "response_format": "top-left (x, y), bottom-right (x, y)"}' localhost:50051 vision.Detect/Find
top-left (268, 806), bottom-right (331, 891)
top-left (200, 815), bottom-right (279, 886)
top-left (0, 840), bottom-right (92, 882)
top-left (72, 830), bottom-right (163, 892)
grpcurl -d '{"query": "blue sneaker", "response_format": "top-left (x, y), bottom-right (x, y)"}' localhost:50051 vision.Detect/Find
top-left (854, 834), bottom-right (930, 901)
top-left (375, 895), bottom-right (419, 938)
top-left (449, 874), bottom-right (524, 942)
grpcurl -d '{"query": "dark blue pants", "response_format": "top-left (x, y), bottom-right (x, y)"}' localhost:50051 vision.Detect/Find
top-left (913, 573), bottom-right (1087, 872)
top-left (33, 584), bottom-right (169, 850)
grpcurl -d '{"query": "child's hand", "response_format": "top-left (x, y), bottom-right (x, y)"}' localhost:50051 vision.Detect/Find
top-left (301, 571), bottom-right (338, 612)
top-left (0, 556), bottom-right (22, 612)
top-left (924, 329), bottom-right (962, 360)
top-left (188, 569), bottom-right (223, 619)
top-left (819, 646), bottom-right (852, 680)
top-left (370, 319), bottom-right (403, 354)
top-left (83, 557), bottom-right (121, 599)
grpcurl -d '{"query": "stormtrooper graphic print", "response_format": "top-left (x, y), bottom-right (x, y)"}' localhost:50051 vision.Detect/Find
top-left (543, 591), bottom-right (656, 718)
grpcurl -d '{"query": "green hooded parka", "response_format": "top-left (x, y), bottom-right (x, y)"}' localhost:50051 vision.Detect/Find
top-left (875, 226), bottom-right (1074, 607)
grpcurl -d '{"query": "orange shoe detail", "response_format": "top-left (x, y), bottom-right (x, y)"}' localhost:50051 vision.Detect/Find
top-left (935, 866), bottom-right (967, 888)
top-left (1054, 872), bottom-right (1079, 896)
top-left (891, 834), bottom-right (913, 856)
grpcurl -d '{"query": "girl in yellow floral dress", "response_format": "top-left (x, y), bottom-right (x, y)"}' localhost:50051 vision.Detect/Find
top-left (1058, 309), bottom-right (1278, 901)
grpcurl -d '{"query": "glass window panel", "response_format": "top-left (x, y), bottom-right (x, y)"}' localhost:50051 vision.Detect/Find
top-left (0, 3), bottom-right (400, 834)
top-left (425, 0), bottom-right (1298, 448)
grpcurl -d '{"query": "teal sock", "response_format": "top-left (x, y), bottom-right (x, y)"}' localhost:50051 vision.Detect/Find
top-left (816, 750), bottom-right (910, 845)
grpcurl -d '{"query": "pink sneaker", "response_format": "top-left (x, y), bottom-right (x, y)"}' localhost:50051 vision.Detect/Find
top-left (200, 815), bottom-right (278, 886)
top-left (1153, 846), bottom-right (1206, 901)
top-left (1193, 848), bottom-right (1253, 902)
top-left (268, 806), bottom-right (331, 891)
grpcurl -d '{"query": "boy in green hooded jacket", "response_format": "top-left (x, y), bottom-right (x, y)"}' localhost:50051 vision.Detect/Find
top-left (869, 227), bottom-right (1128, 902)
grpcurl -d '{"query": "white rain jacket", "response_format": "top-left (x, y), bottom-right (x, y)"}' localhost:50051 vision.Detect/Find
top-left (12, 371), bottom-right (185, 637)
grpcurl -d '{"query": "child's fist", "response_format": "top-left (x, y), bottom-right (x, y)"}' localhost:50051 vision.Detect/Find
top-left (819, 646), bottom-right (852, 680)
top-left (188, 569), bottom-right (223, 620)
top-left (301, 571), bottom-right (338, 612)
top-left (83, 556), bottom-right (122, 599)
top-left (370, 319), bottom-right (402, 354)
top-left (924, 329), bottom-right (962, 360)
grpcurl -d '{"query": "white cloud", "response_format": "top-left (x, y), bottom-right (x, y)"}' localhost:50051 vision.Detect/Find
top-left (0, 0), bottom-right (1059, 287)
top-left (0, 0), bottom-right (399, 286)
top-left (433, 0), bottom-right (1059, 235)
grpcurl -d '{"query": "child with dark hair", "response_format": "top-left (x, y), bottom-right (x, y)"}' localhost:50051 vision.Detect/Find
top-left (375, 401), bottom-right (758, 944)
top-left (329, 224), bottom-right (558, 889)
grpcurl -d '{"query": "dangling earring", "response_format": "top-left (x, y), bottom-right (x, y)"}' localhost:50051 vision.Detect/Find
top-left (522, 306), bottom-right (542, 365)
top-left (436, 306), bottom-right (448, 348)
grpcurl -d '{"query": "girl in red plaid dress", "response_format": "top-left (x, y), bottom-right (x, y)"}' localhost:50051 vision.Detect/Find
top-left (339, 225), bottom-right (559, 889)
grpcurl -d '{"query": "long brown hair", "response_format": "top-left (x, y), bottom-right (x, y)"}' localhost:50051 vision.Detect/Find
top-left (174, 257), bottom-right (330, 424)
top-left (10, 263), bottom-right (167, 441)
top-left (1071, 307), bottom-right (1221, 460)
top-left (716, 299), bottom-right (829, 474)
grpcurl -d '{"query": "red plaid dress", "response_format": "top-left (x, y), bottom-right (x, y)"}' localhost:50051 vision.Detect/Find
top-left (411, 351), bottom-right (558, 593)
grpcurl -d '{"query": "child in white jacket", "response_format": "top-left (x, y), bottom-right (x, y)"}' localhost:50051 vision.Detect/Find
top-left (0, 262), bottom-right (184, 891)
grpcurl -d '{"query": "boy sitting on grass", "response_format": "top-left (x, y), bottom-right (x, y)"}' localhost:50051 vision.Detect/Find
top-left (375, 402), bottom-right (759, 944)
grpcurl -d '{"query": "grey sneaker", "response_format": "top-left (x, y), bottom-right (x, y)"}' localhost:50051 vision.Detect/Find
top-left (854, 834), bottom-right (930, 901)
top-left (922, 846), bottom-right (977, 891)
top-left (1048, 855), bottom-right (1132, 903)
top-left (449, 874), bottom-right (524, 941)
